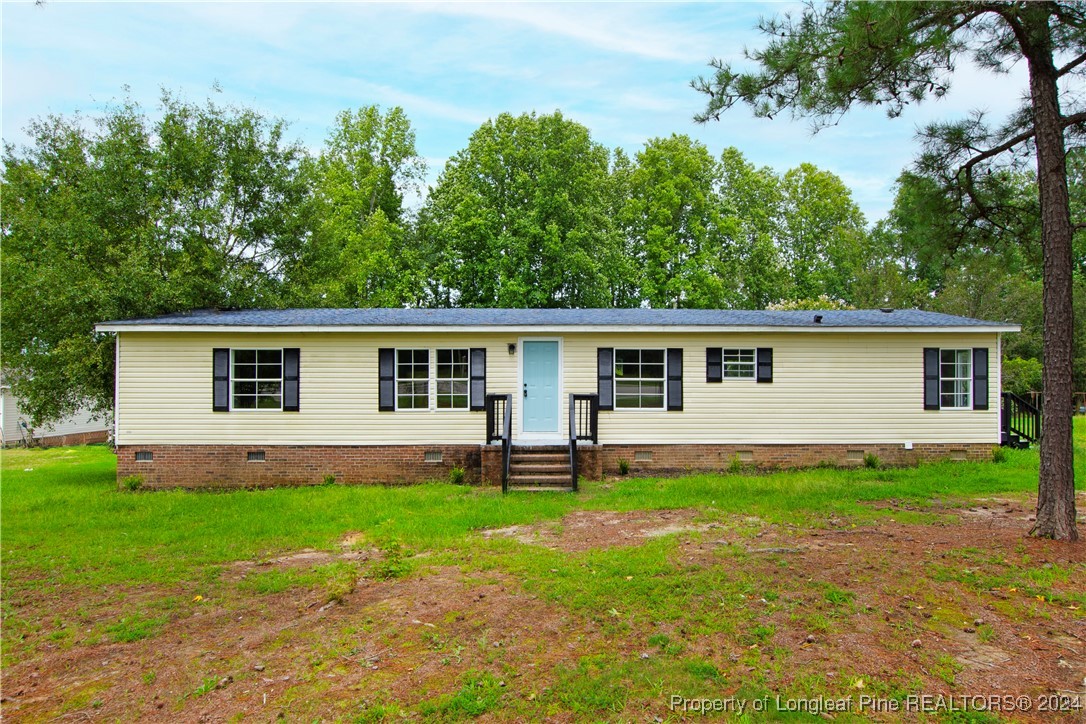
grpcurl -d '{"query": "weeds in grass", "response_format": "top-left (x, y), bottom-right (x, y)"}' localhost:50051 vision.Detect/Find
top-left (740, 623), bottom-right (776, 646)
top-left (322, 473), bottom-right (336, 486)
top-left (448, 466), bottom-right (466, 485)
top-left (239, 569), bottom-right (309, 595)
top-left (121, 474), bottom-right (143, 491)
top-left (932, 653), bottom-right (963, 685)
top-left (105, 614), bottom-right (165, 643)
top-left (190, 676), bottom-right (219, 698)
top-left (618, 459), bottom-right (630, 475)
top-left (647, 634), bottom-right (683, 656)
top-left (977, 623), bottom-right (997, 642)
top-left (354, 701), bottom-right (405, 723)
top-left (549, 656), bottom-right (630, 714)
top-left (419, 670), bottom-right (504, 718)
top-left (319, 561), bottom-right (359, 602)
top-left (864, 453), bottom-right (881, 469)
top-left (238, 561), bottom-right (358, 602)
top-left (991, 446), bottom-right (1008, 463)
top-left (142, 670), bottom-right (157, 685)
top-left (822, 584), bottom-right (855, 608)
top-left (804, 613), bottom-right (834, 633)
top-left (684, 658), bottom-right (724, 682)
top-left (370, 540), bottom-right (411, 580)
top-left (442, 644), bottom-right (464, 666)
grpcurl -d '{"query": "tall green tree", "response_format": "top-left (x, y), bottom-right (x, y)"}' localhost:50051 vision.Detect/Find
top-left (284, 106), bottom-right (427, 307)
top-left (777, 163), bottom-right (869, 303)
top-left (603, 148), bottom-right (643, 307)
top-left (694, 0), bottom-right (1084, 538)
top-left (717, 148), bottom-right (787, 307)
top-left (620, 134), bottom-right (733, 308)
top-left (883, 169), bottom-right (1086, 392)
top-left (422, 111), bottom-right (619, 308)
top-left (1, 93), bottom-right (306, 425)
top-left (153, 92), bottom-right (310, 307)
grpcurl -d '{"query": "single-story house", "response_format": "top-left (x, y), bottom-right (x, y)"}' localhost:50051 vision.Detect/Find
top-left (1, 377), bottom-right (110, 448)
top-left (95, 308), bottom-right (1019, 490)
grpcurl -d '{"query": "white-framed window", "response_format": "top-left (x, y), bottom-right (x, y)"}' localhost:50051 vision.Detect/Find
top-left (396, 349), bottom-right (429, 410)
top-left (940, 349), bottom-right (972, 410)
top-left (721, 348), bottom-right (756, 379)
top-left (614, 349), bottom-right (665, 409)
top-left (436, 348), bottom-right (470, 410)
top-left (232, 349), bottom-right (283, 410)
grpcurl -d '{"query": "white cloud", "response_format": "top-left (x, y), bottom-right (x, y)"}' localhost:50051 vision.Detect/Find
top-left (409, 2), bottom-right (716, 63)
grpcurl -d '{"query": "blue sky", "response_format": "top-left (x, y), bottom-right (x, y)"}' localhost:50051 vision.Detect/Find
top-left (3, 1), bottom-right (1029, 221)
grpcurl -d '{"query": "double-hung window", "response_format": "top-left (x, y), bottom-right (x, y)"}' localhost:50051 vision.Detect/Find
top-left (614, 349), bottom-right (665, 409)
top-left (721, 348), bottom-right (756, 379)
top-left (939, 349), bottom-right (972, 409)
top-left (436, 349), bottom-right (469, 409)
top-left (396, 349), bottom-right (429, 410)
top-left (232, 349), bottom-right (283, 410)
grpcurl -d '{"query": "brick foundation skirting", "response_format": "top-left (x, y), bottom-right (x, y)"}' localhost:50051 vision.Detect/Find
top-left (117, 444), bottom-right (483, 489)
top-left (599, 442), bottom-right (994, 476)
top-left (116, 441), bottom-right (994, 489)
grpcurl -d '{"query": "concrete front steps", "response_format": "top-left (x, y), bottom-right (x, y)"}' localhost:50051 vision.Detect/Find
top-left (507, 445), bottom-right (573, 491)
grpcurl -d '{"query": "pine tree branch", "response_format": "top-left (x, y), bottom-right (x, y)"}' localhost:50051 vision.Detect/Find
top-left (959, 111), bottom-right (1086, 177)
top-left (1057, 50), bottom-right (1086, 77)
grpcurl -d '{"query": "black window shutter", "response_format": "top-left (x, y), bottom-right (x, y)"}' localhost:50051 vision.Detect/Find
top-left (706, 347), bottom-right (722, 383)
top-left (283, 348), bottom-right (300, 412)
top-left (667, 348), bottom-right (683, 411)
top-left (469, 348), bottom-right (486, 411)
top-left (378, 348), bottom-right (395, 411)
top-left (597, 348), bottom-right (614, 411)
top-left (972, 347), bottom-right (989, 410)
top-left (923, 347), bottom-right (940, 410)
top-left (756, 348), bottom-right (773, 383)
top-left (213, 348), bottom-right (230, 411)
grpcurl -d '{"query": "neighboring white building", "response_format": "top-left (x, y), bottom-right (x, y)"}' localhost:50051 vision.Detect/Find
top-left (1, 381), bottom-right (109, 447)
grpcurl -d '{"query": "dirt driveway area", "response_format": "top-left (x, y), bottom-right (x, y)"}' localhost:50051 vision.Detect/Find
top-left (3, 499), bottom-right (1085, 722)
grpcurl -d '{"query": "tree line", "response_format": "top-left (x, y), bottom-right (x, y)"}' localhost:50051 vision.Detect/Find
top-left (2, 93), bottom-right (1083, 427)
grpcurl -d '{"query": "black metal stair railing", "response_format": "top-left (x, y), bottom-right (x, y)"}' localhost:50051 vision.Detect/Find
top-left (568, 393), bottom-right (599, 491)
top-left (1001, 391), bottom-right (1040, 447)
top-left (485, 394), bottom-right (513, 492)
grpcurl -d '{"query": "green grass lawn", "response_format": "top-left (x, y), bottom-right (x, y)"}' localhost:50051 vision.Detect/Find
top-left (1, 421), bottom-right (1083, 721)
top-left (6, 428), bottom-right (1080, 592)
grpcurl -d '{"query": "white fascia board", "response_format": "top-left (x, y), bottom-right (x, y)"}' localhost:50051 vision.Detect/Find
top-left (95, 323), bottom-right (1022, 334)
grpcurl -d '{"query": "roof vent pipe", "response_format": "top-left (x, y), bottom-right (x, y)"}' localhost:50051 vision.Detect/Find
top-left (880, 307), bottom-right (894, 313)
top-left (813, 314), bottom-right (823, 324)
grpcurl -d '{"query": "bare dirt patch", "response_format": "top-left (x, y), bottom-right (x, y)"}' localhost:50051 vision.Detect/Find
top-left (4, 506), bottom-right (1085, 722)
top-left (670, 507), bottom-right (1086, 720)
top-left (480, 508), bottom-right (724, 552)
top-left (2, 565), bottom-right (616, 722)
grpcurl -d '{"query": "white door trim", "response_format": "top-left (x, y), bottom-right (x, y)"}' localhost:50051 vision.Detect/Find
top-left (517, 337), bottom-right (564, 441)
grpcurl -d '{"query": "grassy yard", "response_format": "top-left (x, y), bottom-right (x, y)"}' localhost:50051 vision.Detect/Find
top-left (2, 422), bottom-right (1084, 721)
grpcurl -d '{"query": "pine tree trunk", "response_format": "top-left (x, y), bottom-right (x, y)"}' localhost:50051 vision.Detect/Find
top-left (1022, 10), bottom-right (1078, 541)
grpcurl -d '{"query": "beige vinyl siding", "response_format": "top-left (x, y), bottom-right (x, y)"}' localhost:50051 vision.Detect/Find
top-left (115, 330), bottom-right (1001, 446)
top-left (572, 332), bottom-right (999, 445)
top-left (117, 333), bottom-right (517, 445)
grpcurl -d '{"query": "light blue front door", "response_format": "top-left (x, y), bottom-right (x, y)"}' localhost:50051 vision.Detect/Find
top-left (523, 341), bottom-right (560, 434)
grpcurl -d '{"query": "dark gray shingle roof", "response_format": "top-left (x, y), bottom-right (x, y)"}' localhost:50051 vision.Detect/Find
top-left (98, 308), bottom-right (1016, 329)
